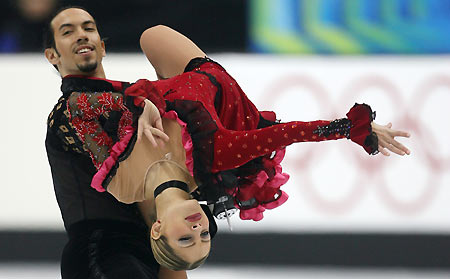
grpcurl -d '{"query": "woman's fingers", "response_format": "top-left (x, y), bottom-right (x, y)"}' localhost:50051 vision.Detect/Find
top-left (390, 129), bottom-right (410, 138)
top-left (378, 145), bottom-right (390, 156)
top-left (144, 127), bottom-right (158, 147)
top-left (152, 127), bottom-right (170, 142)
top-left (155, 118), bottom-right (164, 133)
top-left (155, 118), bottom-right (169, 142)
top-left (379, 137), bottom-right (407, 156)
top-left (385, 142), bottom-right (406, 156)
top-left (138, 99), bottom-right (170, 148)
top-left (390, 138), bottom-right (410, 155)
top-left (137, 119), bottom-right (144, 142)
top-left (384, 128), bottom-right (411, 155)
top-left (143, 126), bottom-right (170, 147)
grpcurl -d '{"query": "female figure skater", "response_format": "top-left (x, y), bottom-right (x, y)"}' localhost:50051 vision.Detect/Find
top-left (66, 25), bottom-right (410, 270)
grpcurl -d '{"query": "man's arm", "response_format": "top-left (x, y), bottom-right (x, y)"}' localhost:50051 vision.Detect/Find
top-left (140, 25), bottom-right (206, 79)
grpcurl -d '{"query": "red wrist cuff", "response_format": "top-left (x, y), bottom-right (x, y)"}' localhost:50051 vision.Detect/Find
top-left (346, 103), bottom-right (378, 155)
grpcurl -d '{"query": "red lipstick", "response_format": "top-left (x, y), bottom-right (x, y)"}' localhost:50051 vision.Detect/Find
top-left (185, 213), bottom-right (202, 222)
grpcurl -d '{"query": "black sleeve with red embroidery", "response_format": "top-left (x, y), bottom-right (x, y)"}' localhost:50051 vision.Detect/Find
top-left (67, 91), bottom-right (134, 169)
top-left (65, 76), bottom-right (170, 170)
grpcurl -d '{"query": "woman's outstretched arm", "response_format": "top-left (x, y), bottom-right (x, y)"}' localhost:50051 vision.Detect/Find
top-left (140, 25), bottom-right (206, 79)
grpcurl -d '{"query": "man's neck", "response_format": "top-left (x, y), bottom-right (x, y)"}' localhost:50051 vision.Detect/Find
top-left (62, 65), bottom-right (106, 79)
top-left (91, 64), bottom-right (106, 78)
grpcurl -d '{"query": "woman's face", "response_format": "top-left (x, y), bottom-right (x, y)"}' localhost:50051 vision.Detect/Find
top-left (157, 199), bottom-right (211, 262)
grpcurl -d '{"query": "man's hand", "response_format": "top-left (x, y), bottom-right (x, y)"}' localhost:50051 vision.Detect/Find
top-left (371, 122), bottom-right (410, 156)
top-left (137, 99), bottom-right (170, 146)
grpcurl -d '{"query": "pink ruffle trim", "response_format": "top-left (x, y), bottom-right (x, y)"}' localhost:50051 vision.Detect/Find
top-left (237, 148), bottom-right (290, 221)
top-left (91, 125), bottom-right (135, 192)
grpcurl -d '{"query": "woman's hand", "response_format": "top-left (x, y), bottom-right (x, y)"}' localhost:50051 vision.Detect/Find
top-left (371, 122), bottom-right (410, 156)
top-left (137, 99), bottom-right (170, 147)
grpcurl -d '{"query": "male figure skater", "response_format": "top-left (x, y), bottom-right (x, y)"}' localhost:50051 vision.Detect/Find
top-left (44, 6), bottom-right (185, 279)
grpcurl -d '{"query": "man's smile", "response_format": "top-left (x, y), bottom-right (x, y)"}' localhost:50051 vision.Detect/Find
top-left (74, 45), bottom-right (94, 56)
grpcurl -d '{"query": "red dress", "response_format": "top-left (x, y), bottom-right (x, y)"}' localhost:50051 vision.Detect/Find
top-left (67, 57), bottom-right (378, 221)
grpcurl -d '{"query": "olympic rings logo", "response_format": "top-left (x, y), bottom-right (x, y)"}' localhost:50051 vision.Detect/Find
top-left (260, 74), bottom-right (450, 216)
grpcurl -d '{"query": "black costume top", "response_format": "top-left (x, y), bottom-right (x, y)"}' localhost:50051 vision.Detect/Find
top-left (47, 76), bottom-right (161, 278)
top-left (46, 76), bottom-right (145, 230)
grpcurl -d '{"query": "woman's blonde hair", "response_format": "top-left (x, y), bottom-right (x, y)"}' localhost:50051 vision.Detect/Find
top-left (150, 235), bottom-right (209, 271)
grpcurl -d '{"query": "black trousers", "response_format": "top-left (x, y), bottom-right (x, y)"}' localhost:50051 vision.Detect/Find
top-left (61, 220), bottom-right (159, 279)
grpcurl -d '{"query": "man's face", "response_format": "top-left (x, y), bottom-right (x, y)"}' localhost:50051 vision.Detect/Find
top-left (45, 8), bottom-right (106, 77)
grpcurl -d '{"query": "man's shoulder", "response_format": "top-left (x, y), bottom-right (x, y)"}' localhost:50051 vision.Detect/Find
top-left (47, 96), bottom-right (67, 130)
top-left (46, 95), bottom-right (85, 155)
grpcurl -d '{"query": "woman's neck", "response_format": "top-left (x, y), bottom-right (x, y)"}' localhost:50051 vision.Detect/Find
top-left (154, 188), bottom-right (191, 218)
top-left (138, 187), bottom-right (192, 227)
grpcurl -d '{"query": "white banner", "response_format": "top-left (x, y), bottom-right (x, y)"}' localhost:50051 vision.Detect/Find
top-left (1, 54), bottom-right (449, 233)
